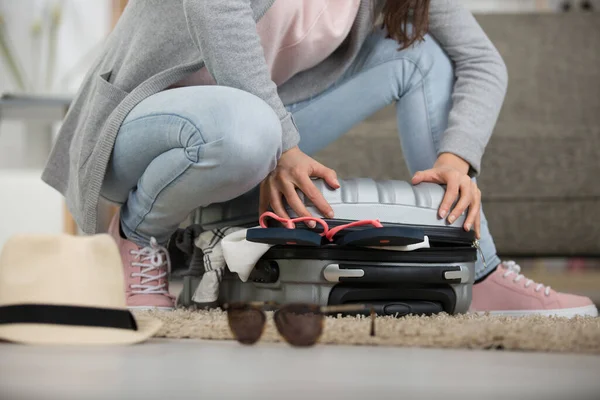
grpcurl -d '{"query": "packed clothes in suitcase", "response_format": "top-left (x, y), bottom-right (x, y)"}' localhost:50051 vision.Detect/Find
top-left (177, 178), bottom-right (481, 317)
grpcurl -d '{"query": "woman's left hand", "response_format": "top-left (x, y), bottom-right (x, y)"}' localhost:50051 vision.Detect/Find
top-left (411, 153), bottom-right (481, 239)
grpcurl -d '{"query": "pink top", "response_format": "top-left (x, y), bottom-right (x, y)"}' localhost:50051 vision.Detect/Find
top-left (175, 0), bottom-right (361, 87)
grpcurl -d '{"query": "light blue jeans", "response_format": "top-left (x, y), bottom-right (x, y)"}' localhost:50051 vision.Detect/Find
top-left (101, 28), bottom-right (501, 279)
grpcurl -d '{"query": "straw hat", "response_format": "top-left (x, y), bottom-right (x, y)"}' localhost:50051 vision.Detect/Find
top-left (0, 233), bottom-right (162, 345)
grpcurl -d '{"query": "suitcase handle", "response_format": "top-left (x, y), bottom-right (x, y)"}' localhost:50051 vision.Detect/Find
top-left (323, 263), bottom-right (470, 284)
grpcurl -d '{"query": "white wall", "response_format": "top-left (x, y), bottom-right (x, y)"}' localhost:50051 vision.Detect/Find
top-left (0, 170), bottom-right (64, 243)
top-left (0, 0), bottom-right (111, 247)
top-left (0, 0), bottom-right (112, 95)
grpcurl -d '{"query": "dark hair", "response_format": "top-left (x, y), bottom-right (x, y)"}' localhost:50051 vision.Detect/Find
top-left (381, 0), bottom-right (431, 49)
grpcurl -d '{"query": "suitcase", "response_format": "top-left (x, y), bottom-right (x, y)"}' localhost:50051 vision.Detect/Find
top-left (179, 179), bottom-right (479, 316)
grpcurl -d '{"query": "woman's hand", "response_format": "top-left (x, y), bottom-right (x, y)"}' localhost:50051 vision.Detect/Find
top-left (411, 153), bottom-right (481, 238)
top-left (259, 146), bottom-right (340, 226)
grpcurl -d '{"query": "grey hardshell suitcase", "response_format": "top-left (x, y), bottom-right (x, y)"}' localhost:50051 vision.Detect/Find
top-left (182, 178), bottom-right (479, 316)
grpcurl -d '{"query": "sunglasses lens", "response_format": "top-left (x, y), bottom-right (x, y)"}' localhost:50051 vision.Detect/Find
top-left (274, 304), bottom-right (324, 347)
top-left (226, 305), bottom-right (266, 345)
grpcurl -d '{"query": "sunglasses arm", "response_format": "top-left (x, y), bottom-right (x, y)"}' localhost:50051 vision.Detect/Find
top-left (321, 304), bottom-right (365, 313)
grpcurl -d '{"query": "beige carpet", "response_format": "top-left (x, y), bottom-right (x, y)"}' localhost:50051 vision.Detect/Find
top-left (137, 309), bottom-right (600, 354)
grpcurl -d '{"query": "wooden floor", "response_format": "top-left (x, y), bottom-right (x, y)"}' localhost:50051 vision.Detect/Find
top-left (1, 338), bottom-right (599, 400)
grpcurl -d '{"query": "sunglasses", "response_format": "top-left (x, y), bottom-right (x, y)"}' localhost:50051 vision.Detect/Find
top-left (222, 302), bottom-right (376, 347)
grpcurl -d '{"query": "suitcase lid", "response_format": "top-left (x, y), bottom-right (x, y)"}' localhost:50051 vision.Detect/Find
top-left (194, 178), bottom-right (480, 248)
top-left (258, 217), bottom-right (476, 247)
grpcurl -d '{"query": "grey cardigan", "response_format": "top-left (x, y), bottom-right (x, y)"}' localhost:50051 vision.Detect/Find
top-left (42, 0), bottom-right (508, 234)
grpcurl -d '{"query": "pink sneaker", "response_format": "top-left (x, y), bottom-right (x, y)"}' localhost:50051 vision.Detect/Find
top-left (470, 261), bottom-right (598, 318)
top-left (108, 214), bottom-right (175, 311)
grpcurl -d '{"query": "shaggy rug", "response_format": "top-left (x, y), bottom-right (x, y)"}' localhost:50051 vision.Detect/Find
top-left (137, 309), bottom-right (600, 354)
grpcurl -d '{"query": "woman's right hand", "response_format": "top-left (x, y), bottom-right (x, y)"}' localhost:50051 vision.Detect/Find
top-left (259, 146), bottom-right (340, 226)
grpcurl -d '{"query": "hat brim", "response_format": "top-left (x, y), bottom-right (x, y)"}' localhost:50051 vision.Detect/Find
top-left (0, 314), bottom-right (162, 345)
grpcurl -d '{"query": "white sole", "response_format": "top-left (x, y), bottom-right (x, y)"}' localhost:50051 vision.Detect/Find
top-left (473, 305), bottom-right (598, 318)
top-left (127, 306), bottom-right (175, 312)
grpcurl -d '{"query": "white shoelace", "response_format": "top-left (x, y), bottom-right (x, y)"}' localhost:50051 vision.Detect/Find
top-left (129, 237), bottom-right (171, 295)
top-left (501, 260), bottom-right (551, 296)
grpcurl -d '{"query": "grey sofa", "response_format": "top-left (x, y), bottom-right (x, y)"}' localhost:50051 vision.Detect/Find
top-left (312, 12), bottom-right (600, 257)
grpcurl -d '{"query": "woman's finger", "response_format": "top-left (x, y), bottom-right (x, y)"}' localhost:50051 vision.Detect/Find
top-left (311, 163), bottom-right (340, 189)
top-left (448, 177), bottom-right (472, 224)
top-left (269, 186), bottom-right (291, 223)
top-left (412, 169), bottom-right (440, 185)
top-left (438, 173), bottom-right (460, 219)
top-left (281, 181), bottom-right (316, 228)
top-left (463, 184), bottom-right (481, 233)
top-left (298, 174), bottom-right (334, 219)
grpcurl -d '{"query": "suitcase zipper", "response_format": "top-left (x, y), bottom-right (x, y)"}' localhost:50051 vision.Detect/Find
top-left (472, 239), bottom-right (486, 270)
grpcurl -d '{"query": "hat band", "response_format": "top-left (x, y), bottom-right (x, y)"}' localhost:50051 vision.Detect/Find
top-left (0, 304), bottom-right (138, 331)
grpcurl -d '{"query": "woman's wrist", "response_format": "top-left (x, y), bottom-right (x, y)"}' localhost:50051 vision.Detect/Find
top-left (434, 153), bottom-right (470, 175)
